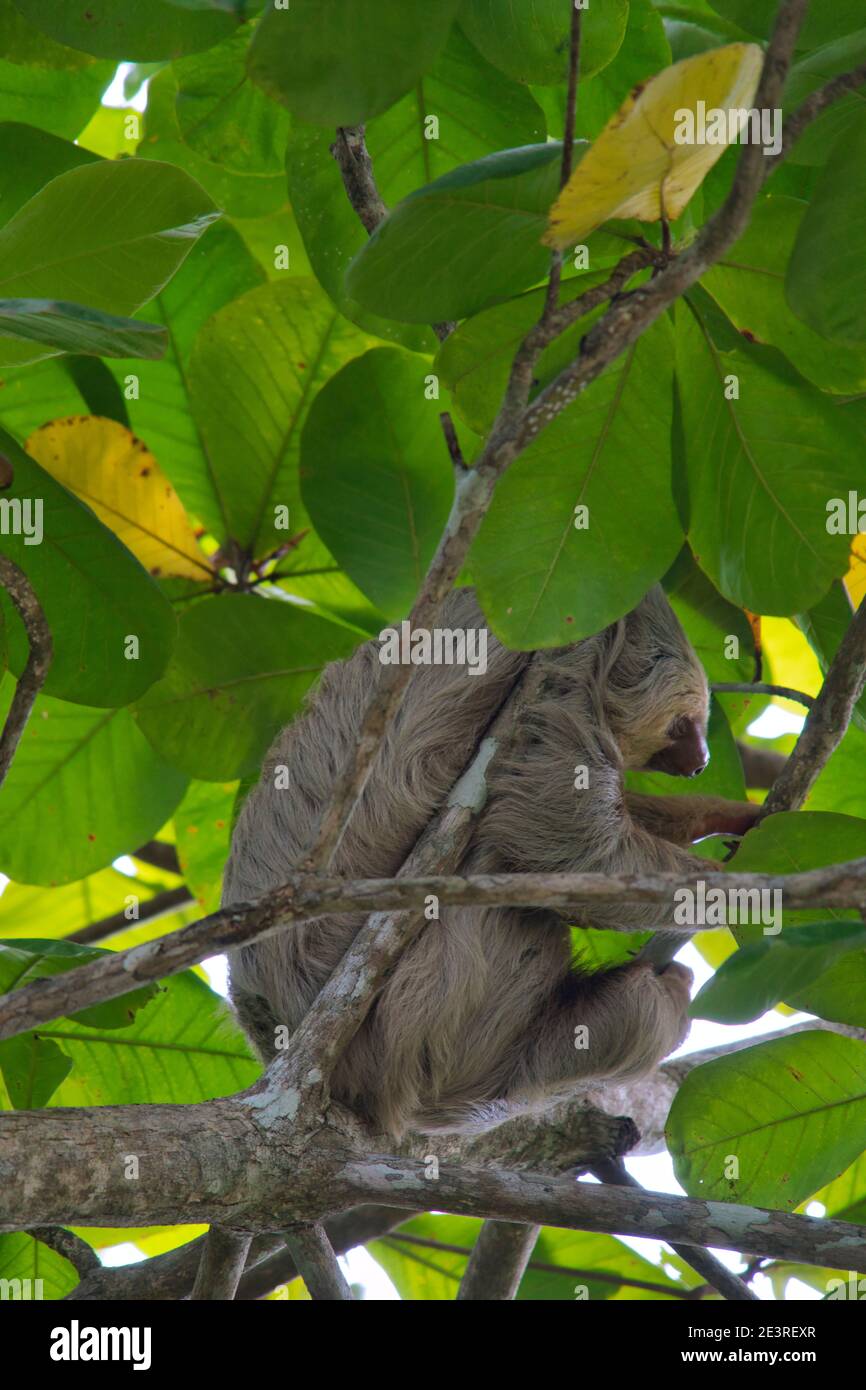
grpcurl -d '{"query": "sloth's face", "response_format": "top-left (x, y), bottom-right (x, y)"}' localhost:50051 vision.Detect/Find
top-left (606, 587), bottom-right (711, 775)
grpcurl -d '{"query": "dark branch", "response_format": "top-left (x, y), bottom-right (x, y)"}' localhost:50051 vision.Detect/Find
top-left (713, 682), bottom-right (815, 709)
top-left (67, 885), bottom-right (194, 945)
top-left (283, 1223), bottom-right (354, 1300)
top-left (456, 1220), bottom-right (540, 1301)
top-left (0, 556), bottom-right (52, 788)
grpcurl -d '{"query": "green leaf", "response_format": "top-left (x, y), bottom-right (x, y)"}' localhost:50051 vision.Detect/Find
top-left (0, 298), bottom-right (166, 361)
top-left (0, 1232), bottom-right (78, 1298)
top-left (188, 277), bottom-right (374, 554)
top-left (0, 1031), bottom-right (72, 1108)
top-left (677, 295), bottom-right (864, 614)
top-left (175, 27), bottom-right (291, 173)
top-left (786, 112), bottom-right (866, 346)
top-left (109, 218), bottom-right (264, 531)
top-left (0, 5), bottom-right (114, 140)
top-left (661, 547), bottom-right (756, 687)
top-left (301, 347), bottom-right (455, 620)
top-left (703, 0), bottom-right (866, 51)
top-left (0, 692), bottom-right (188, 886)
top-left (0, 122), bottom-right (97, 229)
top-left (0, 426), bottom-right (177, 707)
top-left (0, 938), bottom-right (159, 1030)
top-left (692, 920), bottom-right (866, 1024)
top-left (12, 0), bottom-right (240, 61)
top-left (247, 0), bottom-right (461, 127)
top-left (725, 809), bottom-right (866, 1028)
top-left (344, 142), bottom-right (574, 325)
top-left (459, 0), bottom-right (628, 84)
top-left (62, 356), bottom-right (130, 428)
top-left (0, 159), bottom-right (219, 368)
top-left (667, 1030), bottom-right (866, 1209)
top-left (286, 27), bottom-right (546, 347)
top-left (37, 972), bottom-right (259, 1106)
top-left (133, 593), bottom-right (358, 780)
top-left (782, 30), bottom-right (866, 167)
top-left (701, 195), bottom-right (866, 393)
top-left (140, 68), bottom-right (287, 219)
top-left (470, 315), bottom-right (682, 648)
top-left (174, 779), bottom-right (237, 913)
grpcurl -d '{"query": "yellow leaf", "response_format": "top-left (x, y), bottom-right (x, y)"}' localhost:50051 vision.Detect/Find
top-left (845, 535), bottom-right (866, 610)
top-left (26, 416), bottom-right (211, 581)
top-left (544, 43), bottom-right (764, 249)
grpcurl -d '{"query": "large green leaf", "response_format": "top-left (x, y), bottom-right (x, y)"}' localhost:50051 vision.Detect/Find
top-left (704, 0), bottom-right (866, 50)
top-left (0, 426), bottom-right (177, 706)
top-left (701, 195), bottom-right (866, 393)
top-left (174, 27), bottom-right (291, 174)
top-left (174, 779), bottom-right (237, 913)
top-left (460, 0), bottom-right (628, 84)
top-left (661, 547), bottom-right (756, 687)
top-left (285, 27), bottom-right (546, 347)
top-left (786, 113), bottom-right (866, 346)
top-left (0, 692), bottom-right (188, 886)
top-left (0, 298), bottom-right (166, 361)
top-left (247, 0), bottom-right (461, 127)
top-left (300, 347), bottom-right (455, 620)
top-left (345, 142), bottom-right (572, 325)
top-left (140, 68), bottom-right (287, 219)
top-left (109, 219), bottom-right (264, 534)
top-left (133, 593), bottom-right (358, 780)
top-left (188, 277), bottom-right (374, 554)
top-left (11, 0), bottom-right (240, 61)
top-left (677, 295), bottom-right (864, 614)
top-left (667, 1030), bottom-right (866, 1209)
top-left (0, 122), bottom-right (97, 229)
top-left (0, 2), bottom-right (113, 140)
top-left (470, 315), bottom-right (682, 648)
top-left (725, 810), bottom-right (866, 1028)
top-left (0, 159), bottom-right (218, 368)
top-left (692, 921), bottom-right (866, 1024)
top-left (40, 972), bottom-right (259, 1106)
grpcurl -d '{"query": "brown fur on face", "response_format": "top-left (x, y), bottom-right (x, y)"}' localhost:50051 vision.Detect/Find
top-left (224, 586), bottom-right (753, 1138)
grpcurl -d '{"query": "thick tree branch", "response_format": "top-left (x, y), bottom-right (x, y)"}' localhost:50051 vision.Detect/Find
top-left (5, 858), bottom-right (866, 1043)
top-left (591, 1158), bottom-right (757, 1302)
top-left (456, 1220), bottom-right (540, 1301)
top-left (0, 556), bottom-right (52, 788)
top-left (30, 1225), bottom-right (100, 1278)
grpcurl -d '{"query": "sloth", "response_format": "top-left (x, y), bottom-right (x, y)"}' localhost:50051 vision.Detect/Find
top-left (224, 585), bottom-right (759, 1137)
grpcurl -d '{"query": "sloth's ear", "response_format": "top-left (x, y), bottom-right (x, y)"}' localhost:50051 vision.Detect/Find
top-left (646, 715), bottom-right (709, 778)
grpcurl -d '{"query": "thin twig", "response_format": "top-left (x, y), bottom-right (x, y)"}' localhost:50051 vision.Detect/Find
top-left (66, 886), bottom-right (194, 945)
top-left (591, 1159), bottom-right (758, 1302)
top-left (283, 1223), bottom-right (353, 1300)
top-left (0, 556), bottom-right (52, 788)
top-left (712, 682), bottom-right (815, 708)
top-left (761, 599), bottom-right (866, 816)
top-left (439, 410), bottom-right (467, 476)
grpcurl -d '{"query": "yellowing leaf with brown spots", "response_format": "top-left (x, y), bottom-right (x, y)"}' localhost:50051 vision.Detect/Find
top-left (544, 43), bottom-right (763, 249)
top-left (25, 416), bottom-right (211, 581)
top-left (845, 535), bottom-right (866, 610)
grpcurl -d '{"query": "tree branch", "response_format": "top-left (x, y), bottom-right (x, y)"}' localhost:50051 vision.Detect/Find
top-left (761, 598), bottom-right (866, 815)
top-left (132, 841), bottom-right (182, 876)
top-left (456, 1220), bottom-right (540, 1301)
top-left (66, 885), bottom-right (195, 945)
top-left (5, 858), bottom-right (866, 1042)
top-left (591, 1158), bottom-right (757, 1302)
top-left (283, 1222), bottom-right (353, 1300)
top-left (190, 1226), bottom-right (251, 1301)
top-left (713, 682), bottom-right (815, 708)
top-left (0, 556), bottom-right (52, 788)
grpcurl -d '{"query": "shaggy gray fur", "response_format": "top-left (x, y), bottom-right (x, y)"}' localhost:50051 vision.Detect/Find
top-left (225, 586), bottom-right (754, 1137)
